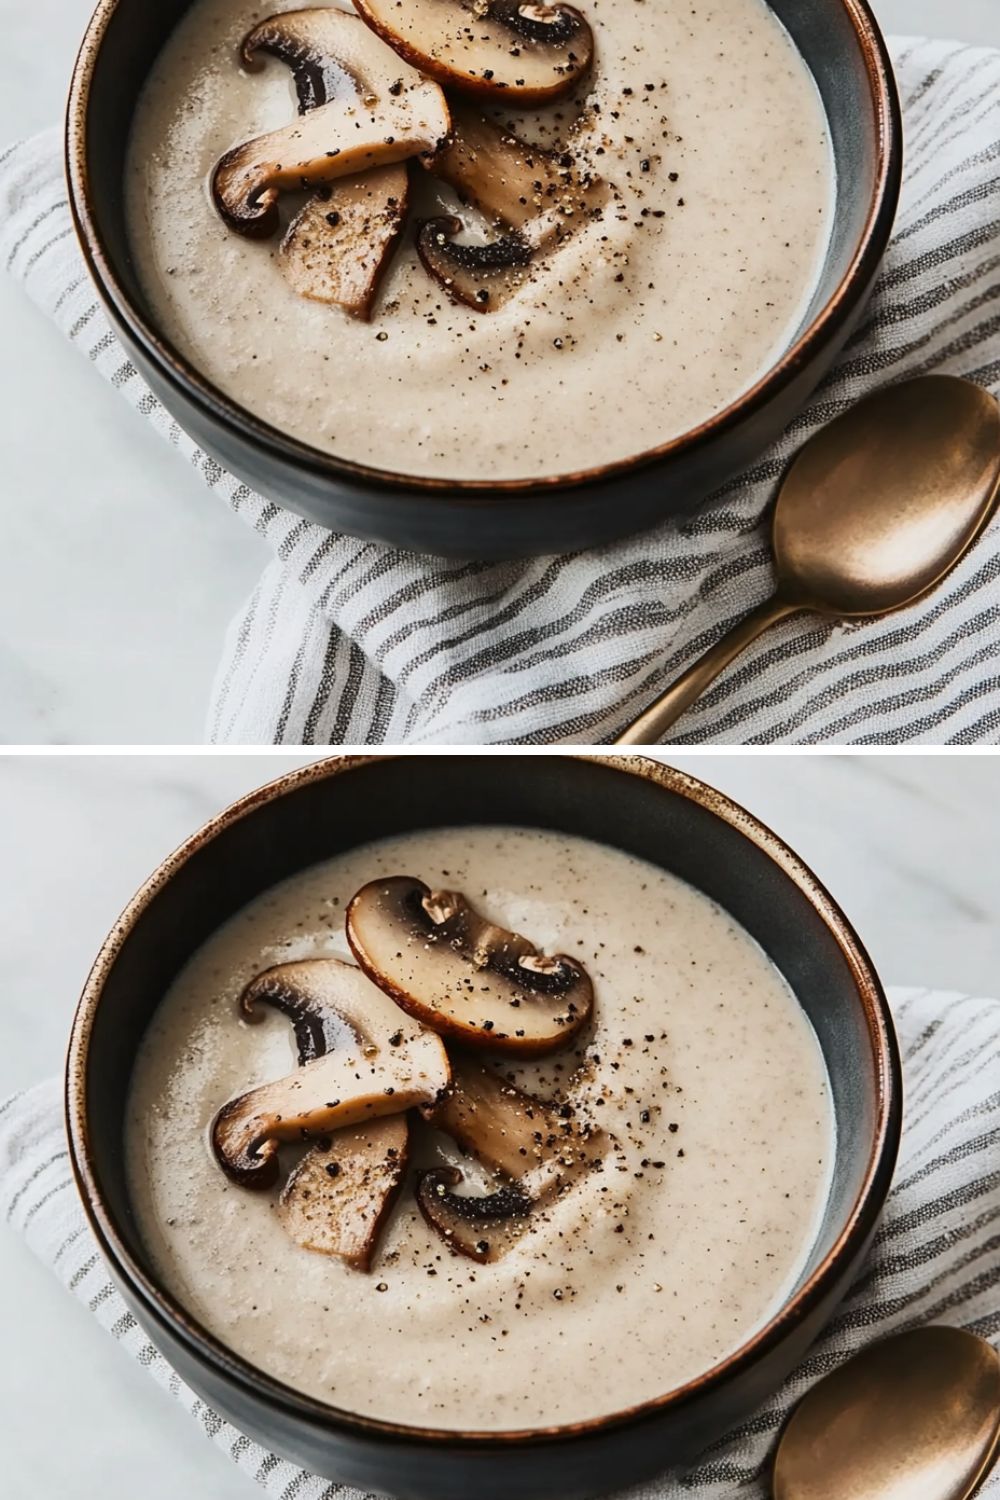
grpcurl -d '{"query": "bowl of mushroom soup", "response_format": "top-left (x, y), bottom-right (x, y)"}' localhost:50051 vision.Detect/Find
top-left (66, 0), bottom-right (901, 556)
top-left (66, 754), bottom-right (900, 1499)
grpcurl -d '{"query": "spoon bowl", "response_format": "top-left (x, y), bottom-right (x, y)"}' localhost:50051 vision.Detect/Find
top-left (774, 1326), bottom-right (1000, 1500)
top-left (615, 376), bottom-right (1000, 744)
top-left (775, 377), bottom-right (1000, 616)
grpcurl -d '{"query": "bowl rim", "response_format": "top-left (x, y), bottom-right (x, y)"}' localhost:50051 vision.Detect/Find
top-left (64, 0), bottom-right (902, 501)
top-left (65, 752), bottom-right (902, 1449)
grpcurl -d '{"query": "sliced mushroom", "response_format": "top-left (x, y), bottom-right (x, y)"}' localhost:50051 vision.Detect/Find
top-left (279, 166), bottom-right (408, 317)
top-left (240, 960), bottom-right (354, 1062)
top-left (417, 1056), bottom-right (608, 1260)
top-left (212, 9), bottom-right (449, 237)
top-left (426, 106), bottom-right (595, 231)
top-left (346, 877), bottom-right (593, 1055)
top-left (212, 958), bottom-right (449, 1187)
top-left (238, 9), bottom-right (414, 315)
top-left (242, 8), bottom-right (358, 114)
top-left (423, 1055), bottom-right (606, 1185)
top-left (418, 108), bottom-right (609, 308)
top-left (237, 959), bottom-right (416, 1268)
top-left (416, 217), bottom-right (533, 310)
top-left (352, 0), bottom-right (594, 104)
top-left (416, 1166), bottom-right (533, 1262)
top-left (279, 1115), bottom-right (409, 1269)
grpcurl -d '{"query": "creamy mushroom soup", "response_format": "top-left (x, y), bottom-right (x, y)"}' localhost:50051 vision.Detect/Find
top-left (125, 0), bottom-right (834, 480)
top-left (127, 825), bottom-right (834, 1429)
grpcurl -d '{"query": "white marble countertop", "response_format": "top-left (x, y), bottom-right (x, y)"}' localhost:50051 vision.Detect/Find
top-left (1, 0), bottom-right (999, 742)
top-left (2, 750), bottom-right (999, 1497)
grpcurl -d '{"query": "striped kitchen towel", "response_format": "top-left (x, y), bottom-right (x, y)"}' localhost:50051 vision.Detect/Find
top-left (3, 985), bottom-right (999, 1498)
top-left (3, 37), bottom-right (1000, 745)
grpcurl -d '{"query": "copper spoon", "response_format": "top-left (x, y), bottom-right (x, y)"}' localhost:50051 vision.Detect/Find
top-left (773, 1327), bottom-right (1000, 1500)
top-left (614, 376), bottom-right (1000, 745)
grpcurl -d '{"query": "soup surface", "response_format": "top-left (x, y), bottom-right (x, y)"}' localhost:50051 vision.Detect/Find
top-left (125, 0), bottom-right (834, 480)
top-left (127, 825), bottom-right (834, 1428)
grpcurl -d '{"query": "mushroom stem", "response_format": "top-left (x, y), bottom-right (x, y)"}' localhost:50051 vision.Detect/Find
top-left (230, 959), bottom-right (427, 1269)
top-left (234, 10), bottom-right (418, 318)
top-left (212, 92), bottom-right (448, 238)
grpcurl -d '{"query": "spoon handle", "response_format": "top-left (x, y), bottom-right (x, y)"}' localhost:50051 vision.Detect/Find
top-left (612, 595), bottom-right (800, 745)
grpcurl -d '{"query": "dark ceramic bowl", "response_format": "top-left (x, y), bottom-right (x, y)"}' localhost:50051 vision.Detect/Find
top-left (66, 754), bottom-right (901, 1500)
top-left (66, 2), bottom-right (902, 558)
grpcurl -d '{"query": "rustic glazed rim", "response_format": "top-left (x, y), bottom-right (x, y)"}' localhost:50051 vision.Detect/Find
top-left (65, 753), bottom-right (902, 1449)
top-left (64, 0), bottom-right (902, 501)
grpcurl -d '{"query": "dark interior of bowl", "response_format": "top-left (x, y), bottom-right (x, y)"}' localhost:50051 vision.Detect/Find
top-left (78, 0), bottom-right (884, 472)
top-left (86, 756), bottom-right (878, 1379)
top-left (768, 0), bottom-right (879, 341)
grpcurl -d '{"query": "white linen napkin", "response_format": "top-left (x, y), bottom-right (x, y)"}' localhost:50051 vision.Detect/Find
top-left (3, 985), bottom-right (999, 1499)
top-left (3, 37), bottom-right (1000, 745)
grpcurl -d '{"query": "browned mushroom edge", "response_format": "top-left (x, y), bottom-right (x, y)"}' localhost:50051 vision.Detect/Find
top-left (346, 876), bottom-right (594, 1055)
top-left (416, 218), bottom-right (534, 311)
top-left (211, 957), bottom-right (449, 1189)
top-left (418, 108), bottom-right (610, 309)
top-left (352, 0), bottom-right (594, 105)
top-left (230, 960), bottom-right (429, 1268)
top-left (236, 10), bottom-right (414, 317)
top-left (415, 1054), bottom-right (610, 1261)
top-left (240, 961), bottom-right (351, 1062)
top-left (241, 9), bottom-right (359, 114)
top-left (415, 1166), bottom-right (535, 1262)
top-left (211, 8), bottom-right (449, 238)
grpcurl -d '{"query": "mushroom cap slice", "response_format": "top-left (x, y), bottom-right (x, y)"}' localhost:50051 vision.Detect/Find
top-left (241, 8), bottom-right (364, 115)
top-left (416, 216), bottom-right (532, 311)
top-left (280, 165), bottom-right (409, 318)
top-left (240, 959), bottom-right (355, 1062)
top-left (279, 1115), bottom-right (409, 1269)
top-left (425, 105), bottom-right (601, 233)
top-left (212, 10), bottom-right (449, 237)
top-left (417, 1057), bottom-right (609, 1260)
top-left (423, 1055), bottom-right (606, 1188)
top-left (212, 958), bottom-right (449, 1187)
top-left (416, 1166), bottom-right (533, 1262)
top-left (352, 0), bottom-right (594, 104)
top-left (346, 877), bottom-right (594, 1056)
top-left (418, 109), bottom-right (610, 308)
